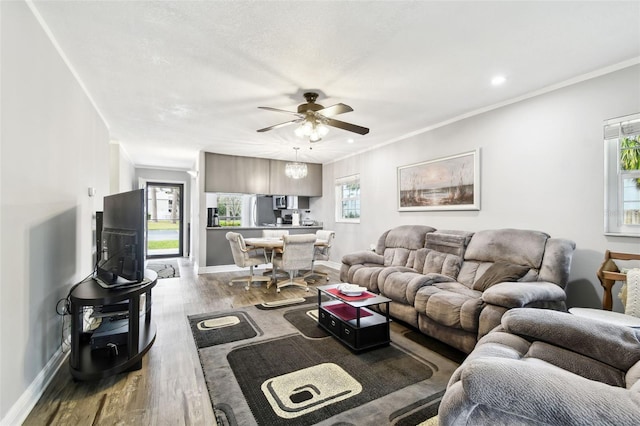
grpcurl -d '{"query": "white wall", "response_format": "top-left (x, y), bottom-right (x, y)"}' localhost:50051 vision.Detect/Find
top-left (0, 2), bottom-right (110, 422)
top-left (109, 141), bottom-right (136, 193)
top-left (318, 64), bottom-right (640, 312)
top-left (195, 151), bottom-right (206, 270)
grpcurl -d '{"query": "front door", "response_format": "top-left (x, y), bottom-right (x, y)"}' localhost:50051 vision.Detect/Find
top-left (146, 183), bottom-right (183, 258)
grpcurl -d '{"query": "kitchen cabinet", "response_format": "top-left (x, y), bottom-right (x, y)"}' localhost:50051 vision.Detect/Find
top-left (269, 160), bottom-right (322, 196)
top-left (205, 153), bottom-right (270, 194)
top-left (204, 153), bottom-right (322, 196)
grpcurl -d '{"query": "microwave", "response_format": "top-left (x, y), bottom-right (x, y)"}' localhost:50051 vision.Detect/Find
top-left (273, 195), bottom-right (298, 210)
top-left (273, 195), bottom-right (287, 209)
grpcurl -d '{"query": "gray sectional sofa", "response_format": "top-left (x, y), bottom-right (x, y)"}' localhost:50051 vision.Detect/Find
top-left (440, 308), bottom-right (640, 425)
top-left (340, 225), bottom-right (576, 353)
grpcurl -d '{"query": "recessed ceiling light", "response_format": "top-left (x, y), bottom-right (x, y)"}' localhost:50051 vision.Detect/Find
top-left (491, 75), bottom-right (506, 86)
top-left (347, 138), bottom-right (354, 144)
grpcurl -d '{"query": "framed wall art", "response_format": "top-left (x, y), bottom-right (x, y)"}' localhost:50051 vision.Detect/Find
top-left (398, 149), bottom-right (480, 211)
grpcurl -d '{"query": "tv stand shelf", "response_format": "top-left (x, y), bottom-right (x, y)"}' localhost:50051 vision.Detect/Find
top-left (69, 270), bottom-right (157, 381)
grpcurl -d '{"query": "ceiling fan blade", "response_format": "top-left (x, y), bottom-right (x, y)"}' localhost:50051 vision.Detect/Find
top-left (256, 119), bottom-right (301, 133)
top-left (324, 117), bottom-right (370, 135)
top-left (258, 106), bottom-right (302, 117)
top-left (317, 103), bottom-right (353, 117)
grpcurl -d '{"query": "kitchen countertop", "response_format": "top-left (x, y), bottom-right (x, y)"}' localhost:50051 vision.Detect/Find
top-left (206, 225), bottom-right (322, 230)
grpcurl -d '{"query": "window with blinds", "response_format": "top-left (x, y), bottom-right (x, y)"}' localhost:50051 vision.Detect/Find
top-left (335, 174), bottom-right (360, 223)
top-left (604, 113), bottom-right (640, 235)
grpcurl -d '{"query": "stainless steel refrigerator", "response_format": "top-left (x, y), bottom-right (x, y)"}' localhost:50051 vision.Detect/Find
top-left (252, 195), bottom-right (276, 226)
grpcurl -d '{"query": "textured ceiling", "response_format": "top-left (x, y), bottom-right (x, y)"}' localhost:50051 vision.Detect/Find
top-left (31, 1), bottom-right (640, 169)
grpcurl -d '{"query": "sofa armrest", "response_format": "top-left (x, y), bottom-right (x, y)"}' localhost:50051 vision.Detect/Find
top-left (442, 357), bottom-right (640, 425)
top-left (341, 251), bottom-right (384, 266)
top-left (481, 281), bottom-right (565, 309)
top-left (502, 308), bottom-right (640, 370)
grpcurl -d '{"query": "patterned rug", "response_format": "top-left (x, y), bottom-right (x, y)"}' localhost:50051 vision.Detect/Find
top-left (146, 259), bottom-right (180, 278)
top-left (188, 298), bottom-right (461, 425)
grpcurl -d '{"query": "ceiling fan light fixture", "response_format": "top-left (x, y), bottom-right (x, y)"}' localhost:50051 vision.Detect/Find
top-left (317, 123), bottom-right (329, 137)
top-left (294, 114), bottom-right (329, 142)
top-left (258, 92), bottom-right (369, 140)
top-left (285, 147), bottom-right (308, 179)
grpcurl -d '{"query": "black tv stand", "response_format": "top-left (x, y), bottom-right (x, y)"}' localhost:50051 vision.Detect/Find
top-left (69, 270), bottom-right (158, 380)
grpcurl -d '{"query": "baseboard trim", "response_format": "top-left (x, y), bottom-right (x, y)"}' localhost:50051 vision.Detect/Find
top-left (1, 342), bottom-right (70, 426)
top-left (197, 264), bottom-right (273, 274)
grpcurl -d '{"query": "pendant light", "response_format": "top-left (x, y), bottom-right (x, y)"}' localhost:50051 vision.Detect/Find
top-left (285, 147), bottom-right (308, 179)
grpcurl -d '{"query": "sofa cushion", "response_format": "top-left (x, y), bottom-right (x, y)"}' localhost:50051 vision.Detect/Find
top-left (376, 225), bottom-right (435, 268)
top-left (425, 231), bottom-right (473, 257)
top-left (538, 238), bottom-right (576, 286)
top-left (502, 308), bottom-right (640, 372)
top-left (416, 283), bottom-right (483, 332)
top-left (380, 270), bottom-right (456, 305)
top-left (464, 229), bottom-right (549, 269)
top-left (383, 247), bottom-right (415, 267)
top-left (414, 248), bottom-right (462, 278)
top-left (350, 265), bottom-right (387, 293)
top-left (379, 271), bottom-right (418, 304)
top-left (472, 261), bottom-right (530, 291)
top-left (377, 224), bottom-right (435, 254)
top-left (526, 341), bottom-right (626, 387)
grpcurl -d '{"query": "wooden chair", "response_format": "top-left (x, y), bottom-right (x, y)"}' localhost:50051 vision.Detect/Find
top-left (596, 250), bottom-right (640, 310)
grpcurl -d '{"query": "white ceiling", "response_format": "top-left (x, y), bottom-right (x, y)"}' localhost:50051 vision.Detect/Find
top-left (31, 1), bottom-right (640, 170)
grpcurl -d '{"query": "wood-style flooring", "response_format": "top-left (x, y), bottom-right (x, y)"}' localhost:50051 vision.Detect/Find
top-left (23, 260), bottom-right (341, 425)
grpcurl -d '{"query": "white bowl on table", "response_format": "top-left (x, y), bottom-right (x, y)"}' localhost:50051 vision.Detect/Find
top-left (338, 283), bottom-right (367, 296)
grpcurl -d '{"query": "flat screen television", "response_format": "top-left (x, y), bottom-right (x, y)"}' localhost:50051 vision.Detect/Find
top-left (96, 189), bottom-right (146, 288)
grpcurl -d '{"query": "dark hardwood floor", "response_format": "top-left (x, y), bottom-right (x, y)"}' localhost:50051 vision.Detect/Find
top-left (24, 259), bottom-right (340, 425)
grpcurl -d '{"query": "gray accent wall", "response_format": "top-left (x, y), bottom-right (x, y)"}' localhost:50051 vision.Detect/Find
top-left (316, 64), bottom-right (640, 312)
top-left (1, 1), bottom-right (110, 422)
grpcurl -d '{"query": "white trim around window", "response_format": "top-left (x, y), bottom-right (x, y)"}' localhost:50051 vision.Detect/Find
top-left (335, 174), bottom-right (360, 223)
top-left (604, 112), bottom-right (640, 237)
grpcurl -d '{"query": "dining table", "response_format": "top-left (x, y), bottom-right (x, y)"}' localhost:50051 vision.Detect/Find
top-left (243, 237), bottom-right (328, 284)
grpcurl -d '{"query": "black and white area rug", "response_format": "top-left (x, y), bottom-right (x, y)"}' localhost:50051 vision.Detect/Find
top-left (146, 259), bottom-right (180, 278)
top-left (188, 298), bottom-right (462, 425)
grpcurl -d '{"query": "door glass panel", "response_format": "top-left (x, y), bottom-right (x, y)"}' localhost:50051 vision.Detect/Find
top-left (147, 183), bottom-right (182, 257)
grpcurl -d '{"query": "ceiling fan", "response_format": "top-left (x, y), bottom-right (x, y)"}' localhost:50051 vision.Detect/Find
top-left (257, 92), bottom-right (369, 142)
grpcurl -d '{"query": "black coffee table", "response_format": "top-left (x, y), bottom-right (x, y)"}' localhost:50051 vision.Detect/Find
top-left (316, 284), bottom-right (392, 351)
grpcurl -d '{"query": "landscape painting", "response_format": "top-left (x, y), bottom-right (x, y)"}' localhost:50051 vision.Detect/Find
top-left (398, 150), bottom-right (480, 211)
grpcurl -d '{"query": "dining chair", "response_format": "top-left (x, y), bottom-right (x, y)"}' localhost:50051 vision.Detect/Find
top-left (272, 234), bottom-right (316, 293)
top-left (262, 229), bottom-right (289, 238)
top-left (261, 229), bottom-right (290, 277)
top-left (304, 230), bottom-right (335, 283)
top-left (225, 232), bottom-right (271, 290)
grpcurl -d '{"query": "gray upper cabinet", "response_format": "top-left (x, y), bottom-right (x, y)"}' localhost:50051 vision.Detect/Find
top-left (205, 153), bottom-right (270, 194)
top-left (204, 152), bottom-right (322, 196)
top-left (269, 160), bottom-right (322, 196)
